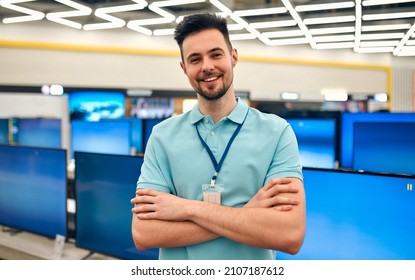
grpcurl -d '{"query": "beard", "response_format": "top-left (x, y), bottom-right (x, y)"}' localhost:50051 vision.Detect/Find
top-left (195, 74), bottom-right (233, 101)
top-left (196, 84), bottom-right (228, 101)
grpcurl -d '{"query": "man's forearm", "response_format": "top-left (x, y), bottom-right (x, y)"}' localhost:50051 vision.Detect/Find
top-left (132, 216), bottom-right (219, 250)
top-left (185, 200), bottom-right (305, 254)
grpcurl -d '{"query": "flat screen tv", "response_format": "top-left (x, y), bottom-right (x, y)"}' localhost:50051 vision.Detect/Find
top-left (0, 145), bottom-right (67, 238)
top-left (130, 118), bottom-right (143, 154)
top-left (353, 122), bottom-right (415, 175)
top-left (0, 118), bottom-right (8, 144)
top-left (130, 97), bottom-right (174, 119)
top-left (277, 167), bottom-right (415, 260)
top-left (286, 119), bottom-right (337, 168)
top-left (12, 118), bottom-right (61, 148)
top-left (143, 118), bottom-right (165, 151)
top-left (340, 112), bottom-right (415, 168)
top-left (71, 119), bottom-right (131, 159)
top-left (68, 91), bottom-right (126, 121)
top-left (74, 152), bottom-right (159, 259)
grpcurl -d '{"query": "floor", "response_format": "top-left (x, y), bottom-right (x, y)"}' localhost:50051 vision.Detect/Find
top-left (0, 226), bottom-right (118, 260)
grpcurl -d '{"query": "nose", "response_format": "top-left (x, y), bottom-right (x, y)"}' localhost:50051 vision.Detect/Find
top-left (201, 58), bottom-right (214, 72)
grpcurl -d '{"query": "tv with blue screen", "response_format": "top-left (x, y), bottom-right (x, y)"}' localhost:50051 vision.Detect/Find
top-left (0, 118), bottom-right (8, 144)
top-left (286, 119), bottom-right (337, 168)
top-left (340, 112), bottom-right (415, 168)
top-left (12, 118), bottom-right (61, 148)
top-left (0, 145), bottom-right (67, 239)
top-left (143, 118), bottom-right (165, 151)
top-left (74, 152), bottom-right (159, 260)
top-left (71, 119), bottom-right (132, 159)
top-left (353, 122), bottom-right (415, 175)
top-left (277, 167), bottom-right (415, 260)
top-left (130, 118), bottom-right (143, 154)
top-left (68, 91), bottom-right (126, 121)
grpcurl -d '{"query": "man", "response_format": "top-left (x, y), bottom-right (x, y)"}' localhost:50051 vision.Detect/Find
top-left (131, 12), bottom-right (305, 260)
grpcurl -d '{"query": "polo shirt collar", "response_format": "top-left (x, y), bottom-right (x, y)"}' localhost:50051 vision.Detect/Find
top-left (189, 97), bottom-right (248, 125)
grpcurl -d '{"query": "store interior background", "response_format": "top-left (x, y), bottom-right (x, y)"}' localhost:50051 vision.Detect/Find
top-left (0, 0), bottom-right (415, 260)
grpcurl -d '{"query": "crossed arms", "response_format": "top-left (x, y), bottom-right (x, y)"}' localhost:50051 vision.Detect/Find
top-left (131, 177), bottom-right (305, 254)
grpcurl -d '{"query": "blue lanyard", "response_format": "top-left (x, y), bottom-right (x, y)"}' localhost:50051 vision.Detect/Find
top-left (195, 110), bottom-right (248, 186)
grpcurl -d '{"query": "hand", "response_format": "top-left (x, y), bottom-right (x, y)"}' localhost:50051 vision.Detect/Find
top-left (244, 178), bottom-right (299, 211)
top-left (131, 189), bottom-right (195, 221)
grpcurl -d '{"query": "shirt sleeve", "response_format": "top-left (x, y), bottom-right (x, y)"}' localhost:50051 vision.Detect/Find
top-left (265, 121), bottom-right (303, 183)
top-left (136, 131), bottom-right (176, 195)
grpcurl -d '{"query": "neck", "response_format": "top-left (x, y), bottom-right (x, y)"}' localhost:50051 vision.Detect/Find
top-left (198, 93), bottom-right (237, 123)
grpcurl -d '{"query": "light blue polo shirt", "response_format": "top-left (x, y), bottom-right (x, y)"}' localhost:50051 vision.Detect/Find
top-left (137, 98), bottom-right (302, 260)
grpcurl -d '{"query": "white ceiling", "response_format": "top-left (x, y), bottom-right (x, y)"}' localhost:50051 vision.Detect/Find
top-left (1, 0), bottom-right (415, 56)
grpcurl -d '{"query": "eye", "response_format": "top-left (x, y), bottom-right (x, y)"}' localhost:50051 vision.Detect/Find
top-left (189, 57), bottom-right (200, 64)
top-left (212, 53), bottom-right (223, 58)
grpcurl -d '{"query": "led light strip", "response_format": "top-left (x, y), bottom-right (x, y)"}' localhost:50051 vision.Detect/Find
top-left (127, 0), bottom-right (205, 35)
top-left (249, 20), bottom-right (297, 29)
top-left (46, 0), bottom-right (92, 29)
top-left (393, 22), bottom-right (415, 56)
top-left (210, 0), bottom-right (232, 16)
top-left (229, 4), bottom-right (288, 42)
top-left (360, 40), bottom-right (399, 47)
top-left (281, 0), bottom-right (316, 48)
top-left (361, 33), bottom-right (405, 40)
top-left (229, 33), bottom-right (257, 41)
top-left (267, 37), bottom-right (309, 46)
top-left (1, 0), bottom-right (45, 24)
top-left (362, 0), bottom-right (415, 6)
top-left (230, 13), bottom-right (266, 43)
top-left (357, 47), bottom-right (395, 53)
top-left (309, 26), bottom-right (355, 35)
top-left (233, 7), bottom-right (287, 17)
top-left (83, 0), bottom-right (148, 31)
top-left (354, 0), bottom-right (362, 52)
top-left (295, 1), bottom-right (355, 12)
top-left (153, 28), bottom-right (175, 36)
top-left (304, 15), bottom-right (356, 25)
top-left (262, 30), bottom-right (304, 39)
top-left (210, 0), bottom-right (266, 43)
top-left (314, 42), bottom-right (355, 49)
top-left (314, 34), bottom-right (355, 43)
top-left (363, 11), bottom-right (415, 21)
top-left (361, 23), bottom-right (412, 31)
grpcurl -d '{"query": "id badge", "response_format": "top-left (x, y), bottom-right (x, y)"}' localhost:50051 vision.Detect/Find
top-left (202, 184), bottom-right (224, 205)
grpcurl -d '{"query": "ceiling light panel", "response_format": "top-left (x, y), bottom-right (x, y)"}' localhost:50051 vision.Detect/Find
top-left (1, 0), bottom-right (44, 23)
top-left (0, 0), bottom-right (414, 56)
top-left (83, 0), bottom-right (148, 31)
top-left (45, 0), bottom-right (92, 29)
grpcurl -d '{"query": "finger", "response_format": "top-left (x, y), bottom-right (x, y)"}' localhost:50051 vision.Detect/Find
top-left (131, 195), bottom-right (156, 205)
top-left (132, 204), bottom-right (156, 214)
top-left (266, 184), bottom-right (299, 197)
top-left (269, 196), bottom-right (299, 207)
top-left (263, 177), bottom-right (292, 191)
top-left (273, 205), bottom-right (293, 211)
top-left (135, 188), bottom-right (158, 196)
top-left (137, 212), bottom-right (162, 220)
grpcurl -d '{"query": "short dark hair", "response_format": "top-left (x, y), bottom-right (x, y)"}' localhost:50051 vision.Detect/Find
top-left (174, 13), bottom-right (233, 60)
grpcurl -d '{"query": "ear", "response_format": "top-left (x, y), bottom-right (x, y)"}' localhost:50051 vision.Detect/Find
top-left (180, 61), bottom-right (187, 75)
top-left (231, 48), bottom-right (238, 67)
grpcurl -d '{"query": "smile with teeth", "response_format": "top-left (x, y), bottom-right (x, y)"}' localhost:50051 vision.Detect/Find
top-left (203, 76), bottom-right (219, 82)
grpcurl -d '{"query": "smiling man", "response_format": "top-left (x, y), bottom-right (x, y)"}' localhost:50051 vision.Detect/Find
top-left (131, 12), bottom-right (306, 260)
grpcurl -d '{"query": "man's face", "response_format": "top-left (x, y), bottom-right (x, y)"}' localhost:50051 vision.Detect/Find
top-left (180, 29), bottom-right (238, 101)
